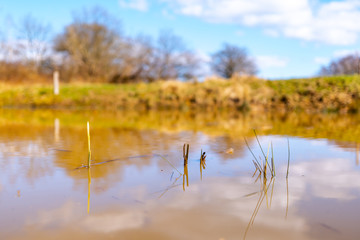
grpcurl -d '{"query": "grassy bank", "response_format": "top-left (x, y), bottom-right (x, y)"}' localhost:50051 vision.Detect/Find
top-left (1, 75), bottom-right (360, 113)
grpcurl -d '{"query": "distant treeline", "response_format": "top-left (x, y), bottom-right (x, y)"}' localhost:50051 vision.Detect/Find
top-left (0, 7), bottom-right (359, 83)
top-left (0, 7), bottom-right (257, 83)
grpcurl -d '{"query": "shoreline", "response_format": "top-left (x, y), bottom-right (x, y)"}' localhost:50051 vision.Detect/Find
top-left (1, 75), bottom-right (360, 113)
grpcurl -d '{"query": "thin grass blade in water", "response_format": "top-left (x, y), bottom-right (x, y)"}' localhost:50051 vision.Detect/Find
top-left (158, 154), bottom-right (182, 175)
top-left (87, 121), bottom-right (91, 168)
top-left (253, 129), bottom-right (267, 160)
top-left (244, 137), bottom-right (263, 172)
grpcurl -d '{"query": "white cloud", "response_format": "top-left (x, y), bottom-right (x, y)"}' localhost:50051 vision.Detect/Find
top-left (119, 0), bottom-right (148, 11)
top-left (314, 57), bottom-right (330, 65)
top-left (333, 49), bottom-right (360, 58)
top-left (196, 50), bottom-right (211, 63)
top-left (263, 28), bottom-right (280, 37)
top-left (163, 0), bottom-right (360, 45)
top-left (315, 48), bottom-right (360, 65)
top-left (256, 55), bottom-right (288, 68)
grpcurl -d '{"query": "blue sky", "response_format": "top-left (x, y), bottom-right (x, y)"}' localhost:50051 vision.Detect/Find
top-left (0, 0), bottom-right (360, 79)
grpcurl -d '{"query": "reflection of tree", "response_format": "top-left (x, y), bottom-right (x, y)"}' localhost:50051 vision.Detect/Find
top-left (0, 125), bottom-right (54, 184)
top-left (4, 109), bottom-right (360, 191)
top-left (264, 112), bottom-right (360, 148)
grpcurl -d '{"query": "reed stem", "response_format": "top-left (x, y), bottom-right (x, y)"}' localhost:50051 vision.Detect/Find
top-left (87, 121), bottom-right (91, 168)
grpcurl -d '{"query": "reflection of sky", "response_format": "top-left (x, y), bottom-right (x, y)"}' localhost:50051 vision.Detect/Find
top-left (17, 152), bottom-right (360, 239)
top-left (246, 136), bottom-right (359, 166)
top-left (2, 124), bottom-right (360, 239)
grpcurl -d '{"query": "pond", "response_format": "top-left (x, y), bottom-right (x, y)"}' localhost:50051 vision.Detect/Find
top-left (1, 109), bottom-right (360, 240)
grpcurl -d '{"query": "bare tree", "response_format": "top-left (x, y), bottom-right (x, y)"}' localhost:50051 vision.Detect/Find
top-left (150, 30), bottom-right (200, 81)
top-left (211, 43), bottom-right (257, 78)
top-left (110, 35), bottom-right (155, 83)
top-left (320, 54), bottom-right (360, 76)
top-left (54, 7), bottom-right (124, 81)
top-left (15, 14), bottom-right (51, 71)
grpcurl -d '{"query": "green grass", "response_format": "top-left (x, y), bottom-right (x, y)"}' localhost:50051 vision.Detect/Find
top-left (1, 75), bottom-right (360, 112)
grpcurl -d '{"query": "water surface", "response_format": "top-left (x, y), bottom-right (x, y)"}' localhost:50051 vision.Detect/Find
top-left (1, 109), bottom-right (360, 240)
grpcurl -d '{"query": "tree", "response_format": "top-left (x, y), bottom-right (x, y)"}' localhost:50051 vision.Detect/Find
top-left (54, 7), bottom-right (124, 81)
top-left (210, 43), bottom-right (257, 78)
top-left (110, 35), bottom-right (155, 83)
top-left (15, 14), bottom-right (51, 71)
top-left (320, 54), bottom-right (360, 76)
top-left (111, 31), bottom-right (200, 83)
top-left (150, 30), bottom-right (200, 81)
top-left (54, 8), bottom-right (200, 82)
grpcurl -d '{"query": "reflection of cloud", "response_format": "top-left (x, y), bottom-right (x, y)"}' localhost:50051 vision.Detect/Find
top-left (24, 155), bottom-right (360, 239)
top-left (154, 176), bottom-right (310, 240)
top-left (82, 212), bottom-right (145, 232)
top-left (291, 158), bottom-right (360, 200)
top-left (159, 156), bottom-right (360, 236)
top-left (29, 201), bottom-right (146, 233)
top-left (30, 201), bottom-right (78, 227)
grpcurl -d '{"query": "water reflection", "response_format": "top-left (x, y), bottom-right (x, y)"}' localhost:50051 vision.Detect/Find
top-left (182, 165), bottom-right (189, 191)
top-left (88, 168), bottom-right (91, 214)
top-left (244, 175), bottom-right (276, 239)
top-left (1, 109), bottom-right (360, 239)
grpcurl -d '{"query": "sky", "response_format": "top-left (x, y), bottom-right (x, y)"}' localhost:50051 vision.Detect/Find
top-left (0, 0), bottom-right (360, 79)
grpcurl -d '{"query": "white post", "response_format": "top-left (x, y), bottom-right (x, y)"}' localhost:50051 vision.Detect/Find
top-left (53, 71), bottom-right (59, 95)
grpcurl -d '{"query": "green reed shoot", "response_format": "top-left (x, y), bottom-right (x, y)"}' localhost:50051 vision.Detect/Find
top-left (87, 121), bottom-right (91, 168)
top-left (183, 143), bottom-right (189, 166)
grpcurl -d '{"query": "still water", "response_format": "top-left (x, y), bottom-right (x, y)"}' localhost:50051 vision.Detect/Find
top-left (1, 109), bottom-right (360, 240)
